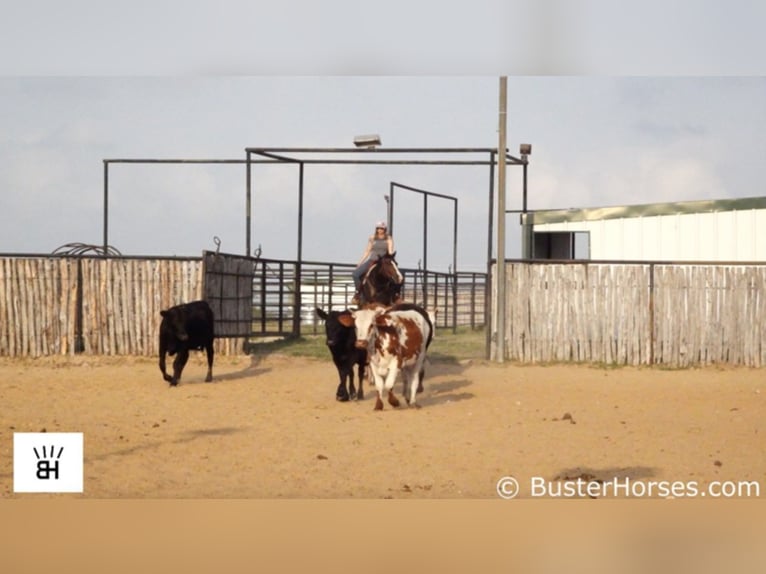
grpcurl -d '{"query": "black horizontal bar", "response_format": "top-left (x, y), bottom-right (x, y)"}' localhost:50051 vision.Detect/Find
top-left (246, 147), bottom-right (497, 153)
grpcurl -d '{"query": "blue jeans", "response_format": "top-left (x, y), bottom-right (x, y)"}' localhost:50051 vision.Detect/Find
top-left (352, 257), bottom-right (374, 290)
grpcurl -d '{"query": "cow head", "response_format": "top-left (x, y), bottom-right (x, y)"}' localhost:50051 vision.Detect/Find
top-left (160, 308), bottom-right (189, 341)
top-left (351, 306), bottom-right (387, 350)
top-left (315, 308), bottom-right (354, 347)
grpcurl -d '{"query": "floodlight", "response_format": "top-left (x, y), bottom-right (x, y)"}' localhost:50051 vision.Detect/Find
top-left (520, 143), bottom-right (532, 156)
top-left (354, 134), bottom-right (382, 148)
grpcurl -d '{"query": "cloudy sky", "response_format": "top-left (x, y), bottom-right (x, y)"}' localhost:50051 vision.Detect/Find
top-left (2, 2), bottom-right (765, 272)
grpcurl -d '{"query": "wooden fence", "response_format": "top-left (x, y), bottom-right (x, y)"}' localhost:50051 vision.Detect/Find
top-left (0, 256), bottom-right (243, 357)
top-left (492, 262), bottom-right (766, 367)
top-left (3, 256), bottom-right (764, 366)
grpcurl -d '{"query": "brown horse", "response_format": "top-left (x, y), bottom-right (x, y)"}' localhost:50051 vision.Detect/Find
top-left (359, 253), bottom-right (402, 306)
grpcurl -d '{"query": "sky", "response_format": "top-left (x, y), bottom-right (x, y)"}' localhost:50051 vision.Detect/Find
top-left (2, 2), bottom-right (765, 272)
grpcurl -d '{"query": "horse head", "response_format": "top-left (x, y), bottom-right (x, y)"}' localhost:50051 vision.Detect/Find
top-left (360, 252), bottom-right (401, 306)
top-left (376, 252), bottom-right (398, 281)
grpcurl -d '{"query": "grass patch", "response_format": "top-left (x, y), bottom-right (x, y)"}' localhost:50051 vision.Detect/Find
top-left (246, 326), bottom-right (487, 363)
top-left (429, 326), bottom-right (487, 363)
top-left (246, 335), bottom-right (329, 360)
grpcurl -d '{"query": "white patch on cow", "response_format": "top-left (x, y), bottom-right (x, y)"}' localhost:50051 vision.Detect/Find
top-left (350, 307), bottom-right (386, 349)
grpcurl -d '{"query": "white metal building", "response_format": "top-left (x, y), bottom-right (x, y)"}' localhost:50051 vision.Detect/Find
top-left (528, 196), bottom-right (766, 262)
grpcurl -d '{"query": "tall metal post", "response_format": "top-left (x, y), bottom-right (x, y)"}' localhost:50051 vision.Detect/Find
top-left (246, 151), bottom-right (252, 256)
top-left (521, 158), bottom-right (533, 259)
top-left (495, 77), bottom-right (508, 363)
top-left (422, 193), bottom-right (428, 307)
top-left (388, 183), bottom-right (395, 235)
top-left (103, 160), bottom-right (109, 253)
top-left (486, 150), bottom-right (496, 359)
top-left (294, 162), bottom-right (305, 337)
top-left (452, 197), bottom-right (459, 334)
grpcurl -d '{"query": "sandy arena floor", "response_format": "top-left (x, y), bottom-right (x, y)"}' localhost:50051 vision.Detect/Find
top-left (1, 353), bottom-right (764, 499)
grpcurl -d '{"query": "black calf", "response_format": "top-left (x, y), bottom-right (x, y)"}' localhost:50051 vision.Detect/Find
top-left (316, 307), bottom-right (366, 401)
top-left (159, 300), bottom-right (215, 386)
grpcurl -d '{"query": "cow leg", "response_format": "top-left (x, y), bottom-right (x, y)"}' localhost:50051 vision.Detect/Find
top-left (335, 362), bottom-right (351, 401)
top-left (356, 362), bottom-right (365, 400)
top-left (336, 382), bottom-right (350, 402)
top-left (384, 367), bottom-right (400, 408)
top-left (171, 349), bottom-right (189, 386)
top-left (402, 371), bottom-right (411, 404)
top-left (336, 371), bottom-right (350, 402)
top-left (408, 368), bottom-right (423, 409)
top-left (204, 341), bottom-right (214, 382)
top-left (348, 365), bottom-right (357, 401)
top-left (159, 338), bottom-right (174, 383)
top-left (159, 352), bottom-right (173, 383)
top-left (372, 367), bottom-right (386, 410)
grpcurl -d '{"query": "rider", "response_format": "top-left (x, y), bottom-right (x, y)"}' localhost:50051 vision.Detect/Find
top-left (352, 220), bottom-right (403, 304)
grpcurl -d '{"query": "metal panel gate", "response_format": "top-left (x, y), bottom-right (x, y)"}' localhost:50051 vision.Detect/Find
top-left (202, 251), bottom-right (255, 338)
top-left (202, 251), bottom-right (302, 339)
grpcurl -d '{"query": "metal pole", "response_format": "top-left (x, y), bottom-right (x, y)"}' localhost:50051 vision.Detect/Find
top-left (522, 158), bottom-right (528, 212)
top-left (496, 76), bottom-right (508, 363)
top-left (389, 183), bottom-right (395, 236)
top-left (246, 151), bottom-right (252, 256)
top-left (452, 197), bottom-right (458, 333)
top-left (486, 150), bottom-right (495, 359)
top-left (422, 193), bottom-right (428, 308)
top-left (297, 162), bottom-right (304, 264)
top-left (294, 162), bottom-right (305, 337)
top-left (521, 159), bottom-right (533, 259)
top-left (103, 160), bottom-right (109, 253)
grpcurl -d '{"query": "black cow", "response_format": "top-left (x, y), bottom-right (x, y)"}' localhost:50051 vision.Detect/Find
top-left (159, 300), bottom-right (215, 386)
top-left (316, 307), bottom-right (366, 401)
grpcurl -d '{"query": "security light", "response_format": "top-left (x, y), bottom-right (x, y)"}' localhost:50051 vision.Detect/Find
top-left (520, 143), bottom-right (532, 156)
top-left (354, 134), bottom-right (382, 148)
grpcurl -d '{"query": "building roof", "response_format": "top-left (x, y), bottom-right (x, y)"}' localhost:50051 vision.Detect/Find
top-left (529, 196), bottom-right (766, 225)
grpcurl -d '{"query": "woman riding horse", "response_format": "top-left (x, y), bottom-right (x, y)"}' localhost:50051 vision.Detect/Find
top-left (352, 221), bottom-right (403, 305)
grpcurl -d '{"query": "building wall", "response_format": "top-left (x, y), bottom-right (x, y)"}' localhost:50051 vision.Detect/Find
top-left (534, 208), bottom-right (766, 261)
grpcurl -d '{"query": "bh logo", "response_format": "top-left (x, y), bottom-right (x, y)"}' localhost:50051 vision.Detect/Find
top-left (14, 433), bottom-right (84, 493)
top-left (34, 445), bottom-right (64, 480)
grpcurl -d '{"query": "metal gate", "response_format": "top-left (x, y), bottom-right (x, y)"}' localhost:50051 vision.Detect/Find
top-left (203, 251), bottom-right (487, 340)
top-left (202, 251), bottom-right (303, 339)
top-left (202, 251), bottom-right (255, 338)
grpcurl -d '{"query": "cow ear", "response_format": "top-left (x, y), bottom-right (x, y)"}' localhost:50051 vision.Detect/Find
top-left (160, 310), bottom-right (168, 318)
top-left (316, 308), bottom-right (328, 320)
top-left (338, 313), bottom-right (354, 328)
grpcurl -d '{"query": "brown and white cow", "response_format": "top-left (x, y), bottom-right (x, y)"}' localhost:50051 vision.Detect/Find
top-left (352, 303), bottom-right (433, 410)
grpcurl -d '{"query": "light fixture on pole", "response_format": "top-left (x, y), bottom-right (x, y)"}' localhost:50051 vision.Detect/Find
top-left (353, 134), bottom-right (382, 148)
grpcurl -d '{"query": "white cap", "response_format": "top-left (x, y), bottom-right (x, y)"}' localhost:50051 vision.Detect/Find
top-left (375, 221), bottom-right (387, 229)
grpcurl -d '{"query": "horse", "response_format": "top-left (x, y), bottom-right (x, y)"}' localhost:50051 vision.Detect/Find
top-left (359, 252), bottom-right (402, 306)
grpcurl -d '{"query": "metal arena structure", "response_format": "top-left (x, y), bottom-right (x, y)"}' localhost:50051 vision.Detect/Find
top-left (101, 147), bottom-right (530, 340)
top-left (102, 146), bottom-right (529, 271)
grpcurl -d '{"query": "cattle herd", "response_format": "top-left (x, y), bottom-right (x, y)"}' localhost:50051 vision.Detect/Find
top-left (157, 298), bottom-right (434, 411)
top-left (316, 302), bottom-right (434, 410)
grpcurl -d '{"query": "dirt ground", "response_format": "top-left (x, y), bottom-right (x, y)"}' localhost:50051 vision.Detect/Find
top-left (1, 353), bottom-right (764, 499)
